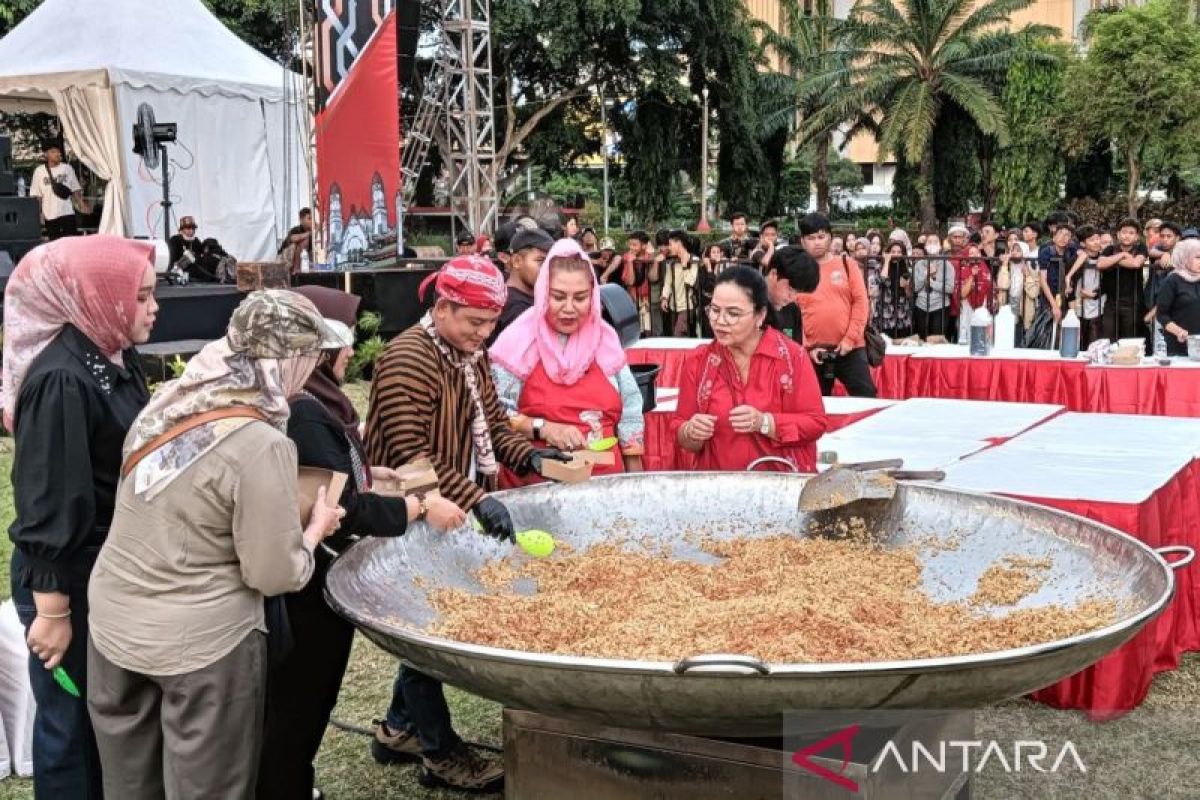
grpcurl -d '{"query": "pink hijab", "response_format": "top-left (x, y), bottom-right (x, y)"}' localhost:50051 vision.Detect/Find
top-left (2, 235), bottom-right (154, 429)
top-left (490, 238), bottom-right (626, 385)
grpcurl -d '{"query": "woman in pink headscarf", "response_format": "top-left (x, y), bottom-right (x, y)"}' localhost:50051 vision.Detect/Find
top-left (490, 238), bottom-right (644, 486)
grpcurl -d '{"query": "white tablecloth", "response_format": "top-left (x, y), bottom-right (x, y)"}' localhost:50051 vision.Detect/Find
top-left (992, 412), bottom-right (1200, 461)
top-left (629, 337), bottom-right (709, 351)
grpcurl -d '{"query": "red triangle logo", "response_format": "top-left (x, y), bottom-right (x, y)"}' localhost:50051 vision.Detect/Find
top-left (791, 723), bottom-right (861, 792)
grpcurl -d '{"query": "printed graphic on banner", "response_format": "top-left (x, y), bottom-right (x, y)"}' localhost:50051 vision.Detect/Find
top-left (314, 8), bottom-right (400, 267)
top-left (315, 0), bottom-right (397, 109)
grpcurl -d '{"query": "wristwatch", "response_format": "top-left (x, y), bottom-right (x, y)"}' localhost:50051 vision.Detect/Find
top-left (415, 494), bottom-right (429, 521)
top-left (759, 413), bottom-right (772, 436)
top-left (531, 418), bottom-right (546, 439)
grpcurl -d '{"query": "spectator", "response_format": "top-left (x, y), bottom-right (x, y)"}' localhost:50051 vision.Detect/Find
top-left (491, 239), bottom-right (645, 482)
top-left (489, 226), bottom-right (554, 344)
top-left (673, 266), bottom-right (827, 471)
top-left (661, 230), bottom-right (701, 337)
top-left (1155, 238), bottom-right (1200, 356)
top-left (619, 231), bottom-right (655, 335)
top-left (492, 220), bottom-right (519, 275)
top-left (1097, 218), bottom-right (1148, 341)
top-left (954, 241), bottom-right (993, 343)
top-left (767, 247), bottom-right (820, 345)
top-left (1144, 218), bottom-right (1163, 251)
top-left (830, 236), bottom-right (845, 256)
top-left (880, 241), bottom-right (913, 338)
top-left (168, 215), bottom-right (204, 272)
top-left (1099, 230), bottom-right (1115, 251)
top-left (912, 243), bottom-right (953, 340)
top-left (87, 291), bottom-right (346, 800)
top-left (454, 230), bottom-right (475, 256)
top-left (1065, 226), bottom-right (1105, 347)
top-left (564, 216), bottom-right (580, 240)
top-left (30, 141), bottom-right (88, 240)
top-left (750, 220), bottom-right (780, 272)
top-left (649, 230), bottom-right (670, 335)
top-left (580, 227), bottom-right (599, 254)
top-left (703, 242), bottom-right (726, 275)
top-left (4, 237), bottom-right (158, 799)
top-left (1037, 224), bottom-right (1078, 325)
top-left (1147, 221), bottom-right (1182, 355)
top-left (597, 237), bottom-right (621, 284)
top-left (720, 212), bottom-right (758, 264)
top-left (867, 232), bottom-right (884, 258)
top-left (279, 207), bottom-right (314, 257)
top-left (979, 221), bottom-right (1005, 262)
top-left (796, 213), bottom-right (876, 397)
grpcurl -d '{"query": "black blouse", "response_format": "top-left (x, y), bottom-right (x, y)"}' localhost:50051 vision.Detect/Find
top-left (286, 395), bottom-right (408, 547)
top-left (1156, 273), bottom-right (1200, 356)
top-left (9, 325), bottom-right (150, 593)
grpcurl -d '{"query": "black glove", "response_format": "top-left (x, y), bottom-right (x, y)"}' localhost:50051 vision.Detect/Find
top-left (530, 447), bottom-right (572, 476)
top-left (474, 496), bottom-right (515, 543)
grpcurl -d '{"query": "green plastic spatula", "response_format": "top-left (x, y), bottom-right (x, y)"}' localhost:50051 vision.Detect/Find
top-left (471, 517), bottom-right (556, 557)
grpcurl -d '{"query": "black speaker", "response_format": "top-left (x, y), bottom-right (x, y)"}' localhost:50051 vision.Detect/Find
top-left (0, 239), bottom-right (40, 269)
top-left (0, 196), bottom-right (40, 240)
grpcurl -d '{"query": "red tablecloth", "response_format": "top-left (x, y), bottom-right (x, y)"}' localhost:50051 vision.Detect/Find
top-left (1018, 460), bottom-right (1200, 719)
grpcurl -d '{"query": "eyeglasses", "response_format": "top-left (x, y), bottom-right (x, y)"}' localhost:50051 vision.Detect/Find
top-left (705, 304), bottom-right (753, 324)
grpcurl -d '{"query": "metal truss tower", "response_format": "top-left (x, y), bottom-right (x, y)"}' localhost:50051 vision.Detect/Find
top-left (402, 0), bottom-right (498, 236)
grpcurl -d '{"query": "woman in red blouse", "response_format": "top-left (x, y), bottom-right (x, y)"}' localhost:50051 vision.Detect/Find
top-left (672, 266), bottom-right (828, 472)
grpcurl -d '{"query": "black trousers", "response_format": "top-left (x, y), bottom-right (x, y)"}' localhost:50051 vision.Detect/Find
top-left (913, 307), bottom-right (949, 340)
top-left (257, 555), bottom-right (355, 800)
top-left (817, 347), bottom-right (878, 398)
top-left (44, 214), bottom-right (79, 240)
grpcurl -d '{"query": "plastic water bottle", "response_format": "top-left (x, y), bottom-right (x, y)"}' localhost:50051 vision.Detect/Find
top-left (16, 175), bottom-right (26, 197)
top-left (1060, 308), bottom-right (1081, 359)
top-left (993, 305), bottom-right (1016, 352)
top-left (969, 305), bottom-right (993, 356)
top-left (300, 249), bottom-right (311, 273)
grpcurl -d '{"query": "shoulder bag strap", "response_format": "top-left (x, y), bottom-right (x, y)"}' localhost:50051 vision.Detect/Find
top-left (121, 407), bottom-right (268, 479)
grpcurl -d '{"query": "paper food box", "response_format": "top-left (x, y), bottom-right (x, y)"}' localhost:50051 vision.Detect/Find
top-left (372, 457), bottom-right (441, 498)
top-left (297, 467), bottom-right (348, 525)
top-left (540, 454), bottom-right (595, 483)
top-left (572, 449), bottom-right (617, 467)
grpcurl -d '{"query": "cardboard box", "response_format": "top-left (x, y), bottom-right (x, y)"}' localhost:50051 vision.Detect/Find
top-left (540, 454), bottom-right (594, 483)
top-left (572, 449), bottom-right (617, 467)
top-left (925, 335), bottom-right (949, 345)
top-left (297, 467), bottom-right (348, 525)
top-left (372, 457), bottom-right (441, 497)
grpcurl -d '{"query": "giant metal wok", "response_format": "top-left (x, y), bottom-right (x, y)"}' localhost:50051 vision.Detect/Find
top-left (325, 473), bottom-right (1191, 736)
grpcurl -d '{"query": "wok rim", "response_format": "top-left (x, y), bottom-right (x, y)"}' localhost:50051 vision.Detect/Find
top-left (325, 474), bottom-right (1179, 678)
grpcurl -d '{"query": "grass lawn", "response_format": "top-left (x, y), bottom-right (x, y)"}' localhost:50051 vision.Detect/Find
top-left (1, 388), bottom-right (1199, 797)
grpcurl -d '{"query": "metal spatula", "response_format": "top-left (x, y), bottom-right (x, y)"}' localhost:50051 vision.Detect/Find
top-left (799, 459), bottom-right (900, 512)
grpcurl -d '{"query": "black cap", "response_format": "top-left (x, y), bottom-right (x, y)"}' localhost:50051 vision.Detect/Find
top-left (494, 221), bottom-right (518, 252)
top-left (1183, 228), bottom-right (1199, 240)
top-left (455, 230), bottom-right (475, 245)
top-left (509, 227), bottom-right (554, 254)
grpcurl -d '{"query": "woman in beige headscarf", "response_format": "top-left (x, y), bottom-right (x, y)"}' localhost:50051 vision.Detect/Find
top-left (86, 290), bottom-right (347, 800)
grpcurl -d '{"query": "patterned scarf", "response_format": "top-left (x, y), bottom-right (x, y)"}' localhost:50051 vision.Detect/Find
top-left (420, 312), bottom-right (498, 482)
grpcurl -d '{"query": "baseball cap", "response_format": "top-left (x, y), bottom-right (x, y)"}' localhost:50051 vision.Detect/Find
top-left (509, 227), bottom-right (555, 254)
top-left (1182, 228), bottom-right (1199, 240)
top-left (455, 230), bottom-right (475, 246)
top-left (226, 290), bottom-right (350, 359)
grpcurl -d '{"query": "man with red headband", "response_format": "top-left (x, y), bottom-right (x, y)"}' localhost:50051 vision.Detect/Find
top-left (364, 255), bottom-right (566, 792)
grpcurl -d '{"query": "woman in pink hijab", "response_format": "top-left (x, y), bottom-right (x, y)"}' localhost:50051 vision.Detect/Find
top-left (490, 238), bottom-right (644, 486)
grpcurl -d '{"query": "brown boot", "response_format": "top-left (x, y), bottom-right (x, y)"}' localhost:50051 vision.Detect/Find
top-left (370, 719), bottom-right (423, 765)
top-left (418, 743), bottom-right (504, 794)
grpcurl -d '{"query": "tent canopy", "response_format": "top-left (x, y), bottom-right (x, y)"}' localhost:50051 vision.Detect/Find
top-left (0, 0), bottom-right (310, 260)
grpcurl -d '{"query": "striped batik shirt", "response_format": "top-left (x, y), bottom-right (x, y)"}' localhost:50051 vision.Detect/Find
top-left (365, 325), bottom-right (534, 509)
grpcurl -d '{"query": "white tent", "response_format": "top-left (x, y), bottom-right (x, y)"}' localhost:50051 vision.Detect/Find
top-left (0, 0), bottom-right (310, 260)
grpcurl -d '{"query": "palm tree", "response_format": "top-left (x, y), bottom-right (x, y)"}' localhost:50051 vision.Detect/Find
top-left (754, 0), bottom-right (868, 215)
top-left (798, 0), bottom-right (1055, 230)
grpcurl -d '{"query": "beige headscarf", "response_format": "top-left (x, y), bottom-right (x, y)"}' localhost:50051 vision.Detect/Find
top-left (124, 290), bottom-right (345, 499)
top-left (1170, 239), bottom-right (1200, 283)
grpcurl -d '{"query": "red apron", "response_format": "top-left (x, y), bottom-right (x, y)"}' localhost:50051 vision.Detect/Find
top-left (500, 361), bottom-right (625, 488)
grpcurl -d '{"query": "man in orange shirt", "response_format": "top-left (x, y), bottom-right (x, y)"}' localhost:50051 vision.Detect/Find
top-left (796, 213), bottom-right (878, 397)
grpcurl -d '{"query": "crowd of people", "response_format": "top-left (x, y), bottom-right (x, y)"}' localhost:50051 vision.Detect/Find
top-left (8, 204), bottom-right (1200, 799)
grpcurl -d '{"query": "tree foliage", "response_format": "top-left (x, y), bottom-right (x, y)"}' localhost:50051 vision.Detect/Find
top-left (798, 0), bottom-right (1054, 229)
top-left (1058, 0), bottom-right (1200, 216)
top-left (993, 43), bottom-right (1067, 224)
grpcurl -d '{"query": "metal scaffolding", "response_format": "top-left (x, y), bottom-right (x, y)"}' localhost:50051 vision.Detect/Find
top-left (402, 0), bottom-right (498, 236)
